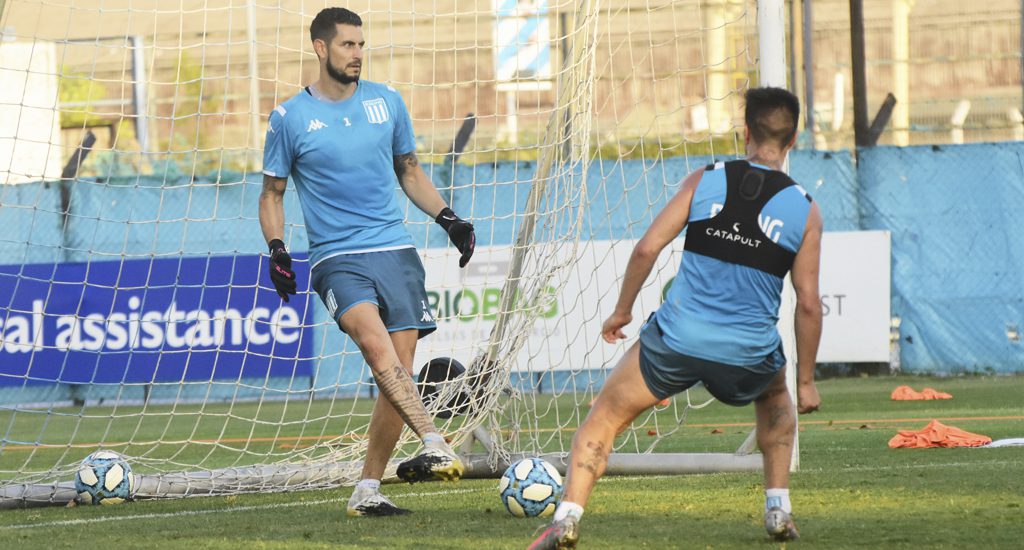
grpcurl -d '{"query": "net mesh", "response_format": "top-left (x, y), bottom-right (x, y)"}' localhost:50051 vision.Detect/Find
top-left (0, 0), bottom-right (762, 505)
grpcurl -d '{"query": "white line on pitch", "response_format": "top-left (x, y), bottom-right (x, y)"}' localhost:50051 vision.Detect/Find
top-left (5, 461), bottom-right (1019, 532)
top-left (804, 458), bottom-right (1024, 474)
top-left (0, 486), bottom-right (483, 531)
top-left (0, 475), bottom-right (668, 532)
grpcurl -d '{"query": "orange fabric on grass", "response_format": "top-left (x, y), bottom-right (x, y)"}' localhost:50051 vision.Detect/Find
top-left (919, 388), bottom-right (953, 399)
top-left (888, 419), bottom-right (992, 449)
top-left (890, 385), bottom-right (953, 400)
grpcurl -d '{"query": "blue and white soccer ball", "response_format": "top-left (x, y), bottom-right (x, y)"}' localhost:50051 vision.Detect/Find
top-left (75, 451), bottom-right (135, 505)
top-left (498, 457), bottom-right (563, 518)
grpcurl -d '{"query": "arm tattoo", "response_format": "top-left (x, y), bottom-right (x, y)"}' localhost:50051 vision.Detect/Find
top-left (393, 152), bottom-right (419, 180)
top-left (261, 177), bottom-right (286, 198)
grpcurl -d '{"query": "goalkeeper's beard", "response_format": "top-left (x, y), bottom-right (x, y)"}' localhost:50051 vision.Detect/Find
top-left (326, 53), bottom-right (360, 85)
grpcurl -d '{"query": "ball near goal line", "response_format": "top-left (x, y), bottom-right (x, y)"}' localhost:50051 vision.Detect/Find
top-left (499, 457), bottom-right (563, 518)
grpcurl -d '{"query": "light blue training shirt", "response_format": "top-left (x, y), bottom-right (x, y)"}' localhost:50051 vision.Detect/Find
top-left (263, 80), bottom-right (417, 268)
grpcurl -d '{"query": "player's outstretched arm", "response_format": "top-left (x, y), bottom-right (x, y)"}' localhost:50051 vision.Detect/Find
top-left (394, 151), bottom-right (475, 267)
top-left (791, 202), bottom-right (823, 413)
top-left (603, 167), bottom-right (704, 343)
top-left (259, 175), bottom-right (297, 301)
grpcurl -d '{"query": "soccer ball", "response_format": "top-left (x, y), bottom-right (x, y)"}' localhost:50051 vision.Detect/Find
top-left (75, 451), bottom-right (135, 505)
top-left (498, 457), bottom-right (563, 518)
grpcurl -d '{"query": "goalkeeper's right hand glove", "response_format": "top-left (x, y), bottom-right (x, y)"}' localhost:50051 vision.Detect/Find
top-left (267, 239), bottom-right (297, 302)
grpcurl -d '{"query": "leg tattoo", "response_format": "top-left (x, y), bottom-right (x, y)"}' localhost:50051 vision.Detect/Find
top-left (576, 440), bottom-right (608, 476)
top-left (768, 403), bottom-right (788, 429)
top-left (373, 362), bottom-right (434, 436)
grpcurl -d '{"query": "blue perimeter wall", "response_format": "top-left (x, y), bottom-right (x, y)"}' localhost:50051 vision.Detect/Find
top-left (1, 143), bottom-right (1022, 404)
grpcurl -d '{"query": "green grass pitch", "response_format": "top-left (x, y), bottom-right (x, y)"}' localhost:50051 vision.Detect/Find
top-left (1, 375), bottom-right (1022, 548)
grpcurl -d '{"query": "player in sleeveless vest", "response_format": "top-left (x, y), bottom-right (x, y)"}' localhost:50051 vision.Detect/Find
top-left (528, 88), bottom-right (823, 549)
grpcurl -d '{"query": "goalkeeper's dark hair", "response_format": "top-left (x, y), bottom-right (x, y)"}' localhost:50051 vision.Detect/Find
top-left (744, 87), bottom-right (800, 148)
top-left (310, 7), bottom-right (362, 45)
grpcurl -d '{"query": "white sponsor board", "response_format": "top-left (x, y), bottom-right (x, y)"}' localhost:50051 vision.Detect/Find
top-left (812, 230), bottom-right (892, 362)
top-left (414, 231), bottom-right (890, 372)
top-left (414, 240), bottom-right (681, 375)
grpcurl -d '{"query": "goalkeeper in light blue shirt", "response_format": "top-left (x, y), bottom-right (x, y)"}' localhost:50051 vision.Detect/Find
top-left (258, 7), bottom-right (474, 517)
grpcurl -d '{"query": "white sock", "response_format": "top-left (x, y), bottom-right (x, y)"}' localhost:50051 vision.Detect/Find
top-left (553, 501), bottom-right (584, 522)
top-left (765, 488), bottom-right (791, 514)
top-left (354, 478), bottom-right (381, 496)
top-left (422, 432), bottom-right (447, 450)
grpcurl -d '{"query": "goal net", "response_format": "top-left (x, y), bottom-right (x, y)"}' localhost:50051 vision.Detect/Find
top-left (0, 0), bottom-right (789, 507)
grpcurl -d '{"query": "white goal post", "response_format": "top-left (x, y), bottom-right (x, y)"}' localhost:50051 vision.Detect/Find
top-left (0, 0), bottom-right (795, 508)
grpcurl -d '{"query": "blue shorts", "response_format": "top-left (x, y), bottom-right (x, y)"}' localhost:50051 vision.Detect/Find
top-left (310, 248), bottom-right (437, 338)
top-left (637, 314), bottom-right (784, 406)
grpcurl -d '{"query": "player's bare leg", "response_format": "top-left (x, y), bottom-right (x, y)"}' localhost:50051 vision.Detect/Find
top-left (529, 342), bottom-right (661, 549)
top-left (345, 329), bottom-right (418, 516)
top-left (755, 368), bottom-right (799, 540)
top-left (341, 303), bottom-right (463, 488)
top-left (342, 304), bottom-right (437, 436)
top-left (342, 314), bottom-right (413, 516)
top-left (563, 342), bottom-right (661, 504)
top-left (361, 328), bottom-right (418, 481)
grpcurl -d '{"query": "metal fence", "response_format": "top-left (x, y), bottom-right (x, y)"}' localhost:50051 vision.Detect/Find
top-left (802, 0), bottom-right (1022, 148)
top-left (5, 0), bottom-right (1020, 170)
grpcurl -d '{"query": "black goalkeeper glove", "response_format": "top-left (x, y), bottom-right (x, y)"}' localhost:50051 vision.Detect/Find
top-left (267, 239), bottom-right (297, 302)
top-left (435, 207), bottom-right (475, 268)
